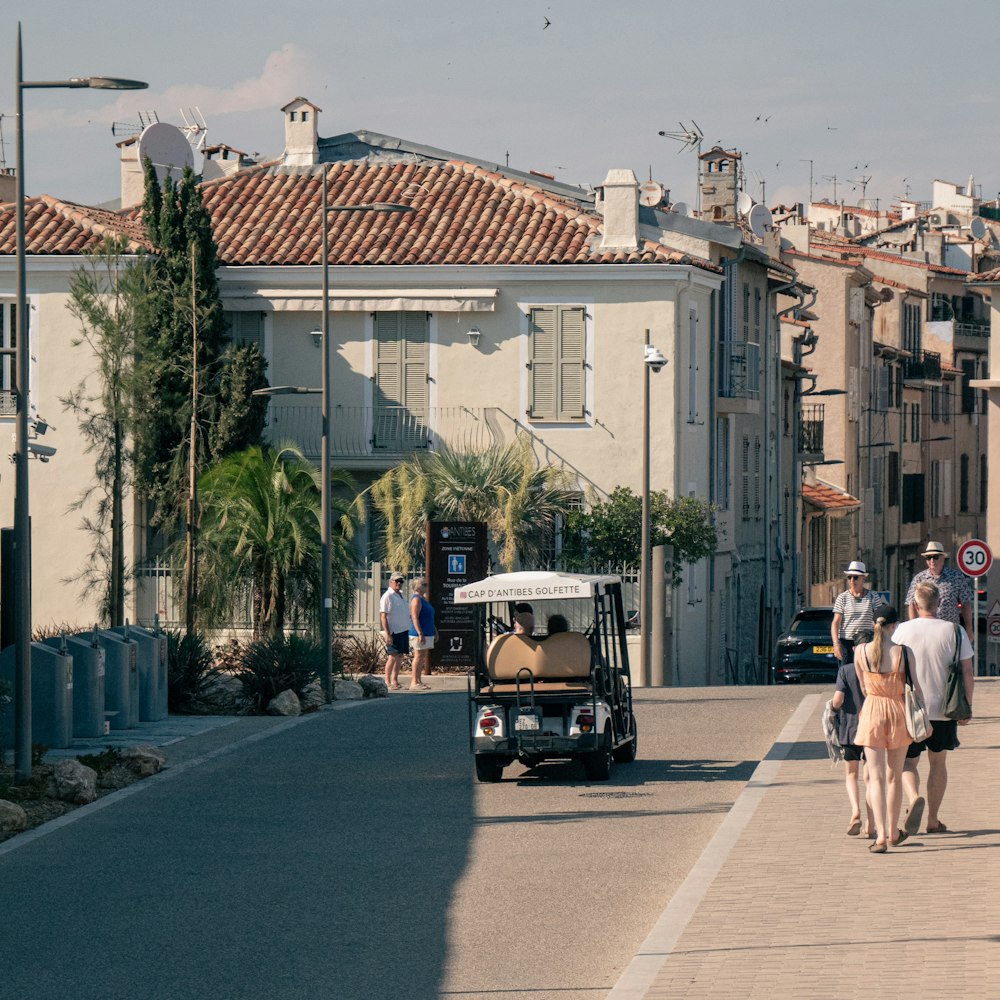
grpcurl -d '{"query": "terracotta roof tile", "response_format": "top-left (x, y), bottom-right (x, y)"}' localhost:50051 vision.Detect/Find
top-left (802, 482), bottom-right (862, 511)
top-left (0, 195), bottom-right (148, 255)
top-left (197, 161), bottom-right (721, 271)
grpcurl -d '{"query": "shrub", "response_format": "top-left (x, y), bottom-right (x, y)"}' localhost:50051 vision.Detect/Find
top-left (334, 630), bottom-right (406, 676)
top-left (166, 630), bottom-right (221, 713)
top-left (31, 622), bottom-right (89, 642)
top-left (234, 634), bottom-right (321, 714)
top-left (77, 746), bottom-right (125, 777)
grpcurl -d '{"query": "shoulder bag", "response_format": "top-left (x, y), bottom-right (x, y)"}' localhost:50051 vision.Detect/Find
top-left (941, 624), bottom-right (972, 721)
top-left (902, 647), bottom-right (932, 742)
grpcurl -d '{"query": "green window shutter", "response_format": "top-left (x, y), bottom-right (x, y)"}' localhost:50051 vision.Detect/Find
top-left (374, 311), bottom-right (429, 449)
top-left (529, 307), bottom-right (557, 419)
top-left (557, 307), bottom-right (586, 419)
top-left (530, 305), bottom-right (586, 420)
top-left (375, 312), bottom-right (403, 406)
top-left (402, 311), bottom-right (429, 417)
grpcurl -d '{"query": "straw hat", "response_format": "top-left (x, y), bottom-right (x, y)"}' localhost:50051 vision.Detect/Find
top-left (844, 561), bottom-right (868, 576)
top-left (921, 541), bottom-right (947, 558)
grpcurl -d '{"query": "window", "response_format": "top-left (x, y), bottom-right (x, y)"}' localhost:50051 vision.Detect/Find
top-left (527, 306), bottom-right (586, 421)
top-left (960, 454), bottom-right (970, 513)
top-left (876, 366), bottom-right (890, 412)
top-left (902, 473), bottom-right (925, 524)
top-left (930, 460), bottom-right (952, 518)
top-left (741, 434), bottom-right (750, 521)
top-left (715, 417), bottom-right (730, 510)
top-left (687, 306), bottom-right (699, 423)
top-left (0, 298), bottom-right (16, 414)
top-left (961, 359), bottom-right (978, 414)
top-left (910, 402), bottom-right (921, 442)
top-left (903, 301), bottom-right (922, 355)
top-left (754, 436), bottom-right (761, 520)
top-left (224, 311), bottom-right (265, 352)
top-left (981, 454), bottom-right (988, 513)
top-left (374, 311), bottom-right (429, 449)
top-left (872, 456), bottom-right (884, 515)
top-left (888, 452), bottom-right (900, 507)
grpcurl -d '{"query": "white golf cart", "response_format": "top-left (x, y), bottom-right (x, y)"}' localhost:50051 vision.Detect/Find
top-left (454, 571), bottom-right (637, 783)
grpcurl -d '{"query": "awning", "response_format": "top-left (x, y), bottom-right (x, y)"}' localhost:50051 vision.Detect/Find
top-left (224, 287), bottom-right (499, 313)
top-left (802, 482), bottom-right (861, 512)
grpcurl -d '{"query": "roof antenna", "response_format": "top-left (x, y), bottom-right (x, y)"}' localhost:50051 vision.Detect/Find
top-left (657, 120), bottom-right (705, 213)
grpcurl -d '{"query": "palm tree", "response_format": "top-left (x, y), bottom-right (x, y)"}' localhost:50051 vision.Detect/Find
top-left (370, 438), bottom-right (577, 571)
top-left (196, 442), bottom-right (357, 638)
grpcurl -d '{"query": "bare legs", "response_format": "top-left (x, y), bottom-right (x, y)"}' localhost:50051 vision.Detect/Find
top-left (845, 760), bottom-right (871, 833)
top-left (410, 647), bottom-right (428, 688)
top-left (903, 750), bottom-right (948, 831)
top-left (384, 651), bottom-right (402, 690)
top-left (863, 746), bottom-right (908, 848)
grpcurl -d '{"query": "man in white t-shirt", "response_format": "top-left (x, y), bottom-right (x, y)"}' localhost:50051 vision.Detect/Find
top-left (380, 572), bottom-right (410, 691)
top-left (892, 581), bottom-right (974, 835)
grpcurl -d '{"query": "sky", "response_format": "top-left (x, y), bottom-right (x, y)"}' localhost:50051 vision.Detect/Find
top-left (4, 0), bottom-right (1000, 214)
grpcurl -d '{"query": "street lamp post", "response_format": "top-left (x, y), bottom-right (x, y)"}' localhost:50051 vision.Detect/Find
top-left (639, 334), bottom-right (668, 688)
top-left (254, 170), bottom-right (412, 704)
top-left (10, 23), bottom-right (146, 781)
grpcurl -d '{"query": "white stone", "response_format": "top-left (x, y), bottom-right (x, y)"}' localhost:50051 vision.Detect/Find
top-left (358, 675), bottom-right (389, 699)
top-left (49, 759), bottom-right (98, 804)
top-left (301, 680), bottom-right (326, 710)
top-left (0, 798), bottom-right (28, 834)
top-left (267, 689), bottom-right (302, 716)
top-left (122, 745), bottom-right (166, 777)
top-left (333, 679), bottom-right (365, 700)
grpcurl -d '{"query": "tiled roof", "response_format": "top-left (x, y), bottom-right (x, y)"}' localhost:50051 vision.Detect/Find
top-left (0, 195), bottom-right (148, 255)
top-left (197, 161), bottom-right (722, 270)
top-left (802, 482), bottom-right (861, 511)
top-left (810, 237), bottom-right (969, 276)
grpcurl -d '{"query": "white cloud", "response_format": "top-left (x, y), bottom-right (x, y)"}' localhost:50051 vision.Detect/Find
top-left (25, 43), bottom-right (332, 133)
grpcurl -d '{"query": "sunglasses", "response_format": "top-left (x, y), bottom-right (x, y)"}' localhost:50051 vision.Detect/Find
top-left (846, 574), bottom-right (864, 579)
top-left (925, 555), bottom-right (943, 562)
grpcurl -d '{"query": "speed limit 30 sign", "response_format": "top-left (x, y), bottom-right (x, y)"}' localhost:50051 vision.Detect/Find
top-left (958, 538), bottom-right (993, 578)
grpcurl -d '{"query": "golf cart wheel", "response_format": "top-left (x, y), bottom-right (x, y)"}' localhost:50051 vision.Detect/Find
top-left (475, 755), bottom-right (505, 783)
top-left (612, 713), bottom-right (638, 763)
top-left (583, 723), bottom-right (612, 781)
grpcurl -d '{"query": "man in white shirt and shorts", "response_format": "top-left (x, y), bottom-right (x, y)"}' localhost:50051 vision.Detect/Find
top-left (892, 581), bottom-right (974, 835)
top-left (380, 572), bottom-right (410, 691)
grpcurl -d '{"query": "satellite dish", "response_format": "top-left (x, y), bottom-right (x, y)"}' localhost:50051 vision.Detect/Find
top-left (971, 217), bottom-right (987, 240)
top-left (737, 191), bottom-right (754, 216)
top-left (640, 181), bottom-right (665, 207)
top-left (137, 122), bottom-right (195, 186)
top-left (747, 202), bottom-right (774, 238)
top-left (672, 201), bottom-right (690, 217)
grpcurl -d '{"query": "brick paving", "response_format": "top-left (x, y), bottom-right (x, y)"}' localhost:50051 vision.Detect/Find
top-left (634, 678), bottom-right (1000, 1000)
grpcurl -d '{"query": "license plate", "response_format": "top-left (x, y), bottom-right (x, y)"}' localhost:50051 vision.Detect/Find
top-left (515, 713), bottom-right (541, 731)
top-left (813, 645), bottom-right (834, 654)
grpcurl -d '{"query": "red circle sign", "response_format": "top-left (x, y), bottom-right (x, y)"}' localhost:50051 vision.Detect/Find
top-left (957, 539), bottom-right (993, 578)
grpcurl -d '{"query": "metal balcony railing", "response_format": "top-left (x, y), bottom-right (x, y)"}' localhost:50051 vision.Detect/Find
top-left (799, 404), bottom-right (825, 454)
top-left (266, 404), bottom-right (505, 460)
top-left (955, 321), bottom-right (990, 338)
top-left (718, 340), bottom-right (761, 400)
top-left (903, 349), bottom-right (941, 381)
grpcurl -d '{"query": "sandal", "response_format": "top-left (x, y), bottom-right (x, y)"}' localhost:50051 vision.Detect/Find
top-left (847, 819), bottom-right (862, 837)
top-left (890, 829), bottom-right (908, 846)
top-left (926, 822), bottom-right (949, 833)
top-left (869, 841), bottom-right (887, 854)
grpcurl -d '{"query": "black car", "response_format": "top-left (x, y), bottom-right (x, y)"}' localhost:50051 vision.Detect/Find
top-left (772, 607), bottom-right (839, 683)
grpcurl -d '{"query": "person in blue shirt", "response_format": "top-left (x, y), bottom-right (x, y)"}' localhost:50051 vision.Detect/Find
top-left (408, 577), bottom-right (436, 690)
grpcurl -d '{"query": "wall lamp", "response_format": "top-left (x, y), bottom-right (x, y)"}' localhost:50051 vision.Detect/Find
top-left (467, 325), bottom-right (482, 347)
top-left (310, 329), bottom-right (322, 349)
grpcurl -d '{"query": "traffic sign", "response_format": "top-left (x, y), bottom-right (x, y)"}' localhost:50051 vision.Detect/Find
top-left (989, 619), bottom-right (1000, 639)
top-left (957, 539), bottom-right (993, 578)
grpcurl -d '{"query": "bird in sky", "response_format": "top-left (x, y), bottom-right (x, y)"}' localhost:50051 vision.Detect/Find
top-left (543, 16), bottom-right (551, 28)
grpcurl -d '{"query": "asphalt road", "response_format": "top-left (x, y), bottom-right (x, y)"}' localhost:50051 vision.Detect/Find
top-left (0, 685), bottom-right (811, 1000)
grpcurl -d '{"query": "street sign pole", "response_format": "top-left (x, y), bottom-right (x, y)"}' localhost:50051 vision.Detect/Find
top-left (957, 539), bottom-right (993, 677)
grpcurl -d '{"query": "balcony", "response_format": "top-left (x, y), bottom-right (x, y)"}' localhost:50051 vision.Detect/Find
top-left (955, 320), bottom-right (990, 339)
top-left (266, 404), bottom-right (506, 462)
top-left (799, 404), bottom-right (825, 456)
top-left (903, 349), bottom-right (941, 381)
top-left (718, 340), bottom-right (761, 400)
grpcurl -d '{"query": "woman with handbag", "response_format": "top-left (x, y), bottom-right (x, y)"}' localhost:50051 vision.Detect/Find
top-left (853, 607), bottom-right (918, 854)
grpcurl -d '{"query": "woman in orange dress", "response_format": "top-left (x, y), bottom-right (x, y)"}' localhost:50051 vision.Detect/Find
top-left (853, 606), bottom-right (915, 854)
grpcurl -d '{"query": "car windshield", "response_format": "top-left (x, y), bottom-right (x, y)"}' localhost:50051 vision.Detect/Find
top-left (789, 614), bottom-right (832, 638)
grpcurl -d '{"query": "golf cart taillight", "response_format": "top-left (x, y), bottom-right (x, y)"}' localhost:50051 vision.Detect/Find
top-left (576, 712), bottom-right (594, 733)
top-left (480, 713), bottom-right (499, 735)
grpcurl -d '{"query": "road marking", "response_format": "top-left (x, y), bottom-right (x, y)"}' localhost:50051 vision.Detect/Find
top-left (606, 693), bottom-right (820, 999)
top-left (0, 701), bottom-right (365, 859)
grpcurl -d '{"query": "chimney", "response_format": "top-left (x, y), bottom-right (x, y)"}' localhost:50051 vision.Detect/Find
top-left (0, 168), bottom-right (15, 204)
top-left (118, 135), bottom-right (145, 209)
top-left (281, 97), bottom-right (321, 167)
top-left (202, 144), bottom-right (252, 182)
top-left (598, 169), bottom-right (640, 251)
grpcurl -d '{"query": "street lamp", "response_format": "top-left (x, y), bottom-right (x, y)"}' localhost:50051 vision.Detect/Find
top-left (254, 169), bottom-right (411, 704)
top-left (640, 335), bottom-right (668, 688)
top-left (10, 23), bottom-right (146, 781)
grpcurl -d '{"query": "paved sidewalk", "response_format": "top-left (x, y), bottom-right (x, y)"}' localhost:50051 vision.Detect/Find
top-left (611, 677), bottom-right (1000, 1000)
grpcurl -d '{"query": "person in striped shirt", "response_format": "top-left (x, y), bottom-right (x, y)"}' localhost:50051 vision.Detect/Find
top-left (832, 561), bottom-right (887, 665)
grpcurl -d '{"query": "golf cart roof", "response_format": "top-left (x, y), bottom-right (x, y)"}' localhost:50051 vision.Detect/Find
top-left (453, 571), bottom-right (622, 604)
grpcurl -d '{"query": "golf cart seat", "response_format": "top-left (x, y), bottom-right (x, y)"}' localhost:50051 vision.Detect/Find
top-left (484, 632), bottom-right (593, 692)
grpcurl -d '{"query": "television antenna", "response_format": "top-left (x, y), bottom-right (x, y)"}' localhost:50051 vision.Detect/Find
top-left (849, 173), bottom-right (872, 200)
top-left (0, 113), bottom-right (7, 168)
top-left (178, 107), bottom-right (209, 152)
top-left (111, 109), bottom-right (159, 138)
top-left (822, 173), bottom-right (839, 202)
top-left (657, 120), bottom-right (704, 214)
top-left (752, 169), bottom-right (766, 204)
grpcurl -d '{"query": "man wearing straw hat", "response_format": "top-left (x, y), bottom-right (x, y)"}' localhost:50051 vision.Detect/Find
top-left (904, 541), bottom-right (973, 642)
top-left (831, 561), bottom-right (887, 666)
